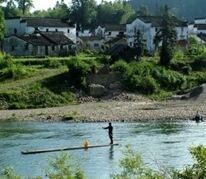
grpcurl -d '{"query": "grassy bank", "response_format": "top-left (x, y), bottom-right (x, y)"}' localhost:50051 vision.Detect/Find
top-left (1, 38), bottom-right (206, 109)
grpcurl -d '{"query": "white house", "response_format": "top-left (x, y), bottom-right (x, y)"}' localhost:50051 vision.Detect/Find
top-left (126, 16), bottom-right (188, 52)
top-left (95, 24), bottom-right (126, 40)
top-left (194, 17), bottom-right (206, 25)
top-left (5, 17), bottom-right (76, 43)
top-left (3, 31), bottom-right (74, 56)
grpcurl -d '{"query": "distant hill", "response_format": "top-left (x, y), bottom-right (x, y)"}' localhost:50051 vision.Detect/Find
top-left (128, 0), bottom-right (206, 21)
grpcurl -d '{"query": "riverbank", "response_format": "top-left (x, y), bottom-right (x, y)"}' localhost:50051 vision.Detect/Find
top-left (0, 94), bottom-right (205, 122)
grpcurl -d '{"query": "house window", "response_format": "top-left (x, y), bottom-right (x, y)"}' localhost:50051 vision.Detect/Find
top-left (55, 29), bottom-right (58, 32)
top-left (25, 43), bottom-right (29, 50)
top-left (68, 29), bottom-right (70, 33)
top-left (11, 46), bottom-right (15, 51)
top-left (14, 28), bottom-right (17, 34)
top-left (94, 43), bottom-right (99, 48)
top-left (46, 29), bottom-right (49, 32)
top-left (52, 46), bottom-right (55, 51)
top-left (60, 45), bottom-right (63, 50)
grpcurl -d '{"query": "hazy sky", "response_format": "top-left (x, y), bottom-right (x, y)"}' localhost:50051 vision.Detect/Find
top-left (32, 0), bottom-right (114, 11)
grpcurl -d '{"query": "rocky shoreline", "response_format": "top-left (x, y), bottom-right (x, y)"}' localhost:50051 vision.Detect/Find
top-left (0, 94), bottom-right (205, 122)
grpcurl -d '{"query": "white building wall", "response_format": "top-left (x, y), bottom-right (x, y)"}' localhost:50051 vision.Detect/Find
top-left (176, 27), bottom-right (188, 40)
top-left (126, 18), bottom-right (188, 52)
top-left (194, 18), bottom-right (206, 24)
top-left (26, 26), bottom-right (76, 43)
top-left (5, 18), bottom-right (26, 36)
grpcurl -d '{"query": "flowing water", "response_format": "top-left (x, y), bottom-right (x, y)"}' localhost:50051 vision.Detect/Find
top-left (0, 121), bottom-right (206, 178)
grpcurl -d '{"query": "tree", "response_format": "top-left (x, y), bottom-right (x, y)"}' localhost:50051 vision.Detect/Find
top-left (70, 0), bottom-right (97, 30)
top-left (96, 0), bottom-right (135, 25)
top-left (15, 0), bottom-right (34, 15)
top-left (154, 5), bottom-right (177, 66)
top-left (0, 8), bottom-right (5, 41)
top-left (133, 29), bottom-right (146, 60)
top-left (2, 0), bottom-right (21, 18)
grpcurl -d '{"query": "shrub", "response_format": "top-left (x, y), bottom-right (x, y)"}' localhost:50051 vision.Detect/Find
top-left (174, 145), bottom-right (206, 179)
top-left (67, 57), bottom-right (96, 87)
top-left (43, 58), bottom-right (62, 68)
top-left (0, 52), bottom-right (13, 69)
top-left (112, 145), bottom-right (165, 179)
top-left (111, 60), bottom-right (129, 74)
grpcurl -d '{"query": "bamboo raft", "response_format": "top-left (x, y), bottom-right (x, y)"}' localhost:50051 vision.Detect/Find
top-left (21, 143), bottom-right (119, 155)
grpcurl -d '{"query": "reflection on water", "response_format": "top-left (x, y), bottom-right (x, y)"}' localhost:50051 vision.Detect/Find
top-left (0, 121), bottom-right (206, 178)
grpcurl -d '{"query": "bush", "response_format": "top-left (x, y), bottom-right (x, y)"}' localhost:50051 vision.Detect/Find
top-left (112, 145), bottom-right (165, 179)
top-left (0, 83), bottom-right (76, 109)
top-left (174, 145), bottom-right (206, 179)
top-left (0, 52), bottom-right (13, 69)
top-left (111, 60), bottom-right (129, 74)
top-left (67, 57), bottom-right (96, 87)
top-left (43, 58), bottom-right (62, 68)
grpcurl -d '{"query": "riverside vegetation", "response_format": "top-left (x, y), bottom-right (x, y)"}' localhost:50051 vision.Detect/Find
top-left (2, 145), bottom-right (206, 179)
top-left (0, 35), bottom-right (206, 109)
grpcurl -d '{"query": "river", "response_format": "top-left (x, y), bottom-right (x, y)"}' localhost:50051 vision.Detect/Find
top-left (0, 121), bottom-right (206, 178)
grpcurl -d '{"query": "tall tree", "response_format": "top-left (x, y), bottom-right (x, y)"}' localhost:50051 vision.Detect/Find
top-left (133, 29), bottom-right (146, 60)
top-left (96, 0), bottom-right (135, 25)
top-left (0, 8), bottom-right (5, 49)
top-left (70, 0), bottom-right (97, 30)
top-left (2, 0), bottom-right (21, 18)
top-left (15, 0), bottom-right (34, 15)
top-left (154, 5), bottom-right (177, 66)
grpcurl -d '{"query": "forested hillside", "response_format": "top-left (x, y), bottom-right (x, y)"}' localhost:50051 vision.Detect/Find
top-left (129, 0), bottom-right (206, 20)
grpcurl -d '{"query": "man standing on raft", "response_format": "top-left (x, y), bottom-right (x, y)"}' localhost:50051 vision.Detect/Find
top-left (103, 122), bottom-right (113, 144)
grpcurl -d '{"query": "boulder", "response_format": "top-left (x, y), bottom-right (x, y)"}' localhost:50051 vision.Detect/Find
top-left (88, 84), bottom-right (106, 97)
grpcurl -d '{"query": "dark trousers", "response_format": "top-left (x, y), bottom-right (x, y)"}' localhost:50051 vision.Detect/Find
top-left (109, 133), bottom-right (113, 144)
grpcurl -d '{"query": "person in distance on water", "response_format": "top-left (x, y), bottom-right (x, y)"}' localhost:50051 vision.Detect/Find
top-left (103, 122), bottom-right (113, 144)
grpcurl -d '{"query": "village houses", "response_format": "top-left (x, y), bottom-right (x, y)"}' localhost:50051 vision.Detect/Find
top-left (2, 15), bottom-right (190, 56)
top-left (126, 16), bottom-right (188, 52)
top-left (3, 17), bottom-right (76, 56)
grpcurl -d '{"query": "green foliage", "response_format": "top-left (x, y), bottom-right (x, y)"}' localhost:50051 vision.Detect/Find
top-left (154, 6), bottom-right (177, 66)
top-left (96, 1), bottom-right (135, 25)
top-left (0, 52), bottom-right (13, 69)
top-left (67, 56), bottom-right (96, 87)
top-left (0, 53), bottom-right (31, 81)
top-left (3, 167), bottom-right (22, 179)
top-left (174, 145), bottom-right (206, 179)
top-left (0, 8), bottom-right (5, 40)
top-left (111, 60), bottom-right (129, 74)
top-left (112, 145), bottom-right (164, 179)
top-left (33, 1), bottom-right (70, 18)
top-left (70, 0), bottom-right (97, 30)
top-left (186, 35), bottom-right (206, 57)
top-left (2, 153), bottom-right (85, 179)
top-left (15, 0), bottom-right (33, 15)
top-left (133, 30), bottom-right (146, 60)
top-left (43, 58), bottom-right (62, 68)
top-left (47, 153), bottom-right (85, 179)
top-left (152, 67), bottom-right (186, 91)
top-left (0, 83), bottom-right (76, 109)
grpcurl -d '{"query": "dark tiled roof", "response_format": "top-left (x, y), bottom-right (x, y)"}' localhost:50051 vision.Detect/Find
top-left (17, 34), bottom-right (53, 46)
top-left (104, 24), bottom-right (126, 32)
top-left (40, 32), bottom-right (74, 45)
top-left (14, 32), bottom-right (74, 46)
top-left (196, 24), bottom-right (206, 30)
top-left (197, 34), bottom-right (206, 42)
top-left (127, 16), bottom-right (187, 27)
top-left (80, 36), bottom-right (103, 41)
top-left (23, 17), bottom-right (75, 27)
top-left (105, 37), bottom-right (127, 44)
